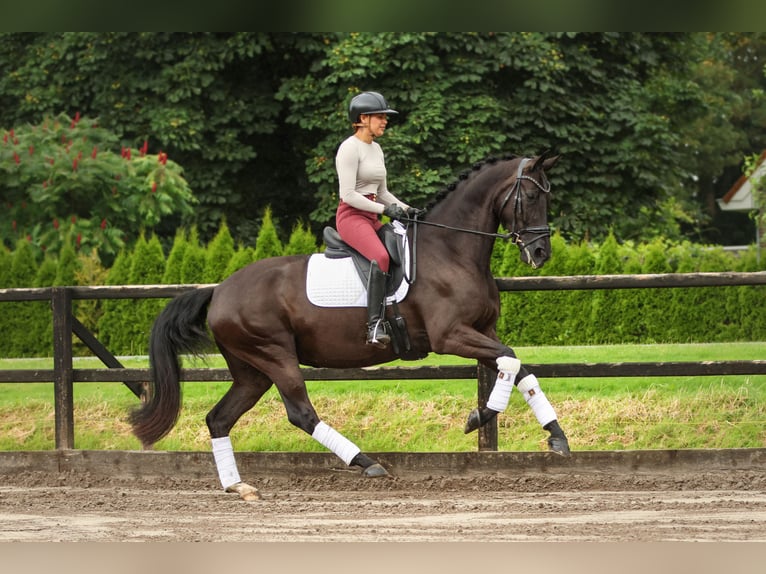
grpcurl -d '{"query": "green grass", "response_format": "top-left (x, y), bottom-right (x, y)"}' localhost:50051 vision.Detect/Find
top-left (0, 343), bottom-right (764, 453)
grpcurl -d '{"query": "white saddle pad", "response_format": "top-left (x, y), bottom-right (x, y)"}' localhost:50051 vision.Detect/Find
top-left (306, 223), bottom-right (411, 308)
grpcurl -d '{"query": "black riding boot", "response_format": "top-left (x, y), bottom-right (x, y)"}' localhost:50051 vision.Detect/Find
top-left (366, 261), bottom-right (390, 348)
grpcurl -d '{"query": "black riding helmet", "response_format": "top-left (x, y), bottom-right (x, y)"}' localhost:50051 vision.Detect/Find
top-left (348, 91), bottom-right (398, 124)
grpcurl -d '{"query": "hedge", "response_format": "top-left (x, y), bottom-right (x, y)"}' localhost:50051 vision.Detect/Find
top-left (493, 233), bottom-right (766, 347)
top-left (0, 229), bottom-right (764, 358)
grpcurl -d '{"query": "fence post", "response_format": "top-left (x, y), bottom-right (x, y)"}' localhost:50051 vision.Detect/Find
top-left (51, 287), bottom-right (74, 450)
top-left (476, 363), bottom-right (498, 451)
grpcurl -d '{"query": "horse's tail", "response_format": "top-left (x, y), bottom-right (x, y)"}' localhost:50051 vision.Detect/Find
top-left (130, 286), bottom-right (216, 447)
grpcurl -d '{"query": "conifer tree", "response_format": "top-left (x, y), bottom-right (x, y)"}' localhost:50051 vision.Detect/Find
top-left (204, 220), bottom-right (235, 282)
top-left (72, 250), bottom-right (109, 352)
top-left (98, 249), bottom-right (132, 354)
top-left (253, 207), bottom-right (284, 261)
top-left (180, 227), bottom-right (207, 284)
top-left (53, 234), bottom-right (79, 286)
top-left (32, 256), bottom-right (58, 354)
top-left (162, 228), bottom-right (189, 284)
top-left (7, 239), bottom-right (43, 355)
top-left (284, 221), bottom-right (318, 256)
top-left (128, 233), bottom-right (166, 354)
top-left (0, 248), bottom-right (12, 356)
top-left (224, 245), bottom-right (256, 277)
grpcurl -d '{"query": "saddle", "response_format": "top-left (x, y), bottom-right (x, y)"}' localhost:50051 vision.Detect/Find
top-left (320, 223), bottom-right (421, 360)
top-left (322, 223), bottom-right (407, 297)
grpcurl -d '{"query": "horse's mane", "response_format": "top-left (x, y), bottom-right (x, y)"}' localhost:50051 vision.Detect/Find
top-left (423, 153), bottom-right (520, 216)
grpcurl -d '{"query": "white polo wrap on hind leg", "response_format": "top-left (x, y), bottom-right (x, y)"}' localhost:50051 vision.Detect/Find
top-left (211, 436), bottom-right (241, 490)
top-left (312, 421), bottom-right (361, 465)
top-left (486, 356), bottom-right (521, 412)
top-left (517, 374), bottom-right (557, 427)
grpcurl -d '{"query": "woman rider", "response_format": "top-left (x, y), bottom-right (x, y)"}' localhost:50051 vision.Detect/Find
top-left (335, 91), bottom-right (420, 348)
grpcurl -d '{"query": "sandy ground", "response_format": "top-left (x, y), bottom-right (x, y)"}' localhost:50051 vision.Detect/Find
top-left (1, 468), bottom-right (765, 543)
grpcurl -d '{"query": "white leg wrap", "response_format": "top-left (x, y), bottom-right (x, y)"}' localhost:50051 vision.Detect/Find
top-left (211, 436), bottom-right (242, 490)
top-left (312, 421), bottom-right (361, 466)
top-left (517, 374), bottom-right (557, 427)
top-left (486, 356), bottom-right (521, 412)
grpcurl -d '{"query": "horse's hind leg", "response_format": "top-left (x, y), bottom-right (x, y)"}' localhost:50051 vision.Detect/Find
top-left (272, 364), bottom-right (388, 478)
top-left (206, 354), bottom-right (274, 501)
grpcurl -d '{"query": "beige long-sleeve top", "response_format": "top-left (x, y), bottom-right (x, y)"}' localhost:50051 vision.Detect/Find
top-left (335, 135), bottom-right (410, 214)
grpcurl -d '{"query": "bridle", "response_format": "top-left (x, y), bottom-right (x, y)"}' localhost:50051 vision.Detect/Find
top-left (403, 157), bottom-right (551, 242)
top-left (401, 156), bottom-right (552, 281)
top-left (497, 157), bottom-right (552, 257)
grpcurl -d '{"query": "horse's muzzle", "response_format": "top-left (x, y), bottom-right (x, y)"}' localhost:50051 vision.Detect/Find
top-left (515, 227), bottom-right (551, 269)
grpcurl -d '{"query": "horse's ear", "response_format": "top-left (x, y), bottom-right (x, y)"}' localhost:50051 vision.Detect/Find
top-left (534, 149), bottom-right (559, 171)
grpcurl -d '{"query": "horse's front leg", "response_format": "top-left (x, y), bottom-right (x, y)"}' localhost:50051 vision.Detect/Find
top-left (433, 326), bottom-right (570, 456)
top-left (464, 357), bottom-right (570, 455)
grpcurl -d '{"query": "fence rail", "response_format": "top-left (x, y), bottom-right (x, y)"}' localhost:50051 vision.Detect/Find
top-left (1, 271), bottom-right (765, 452)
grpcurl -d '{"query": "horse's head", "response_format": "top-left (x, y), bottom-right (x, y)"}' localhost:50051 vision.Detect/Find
top-left (497, 152), bottom-right (559, 269)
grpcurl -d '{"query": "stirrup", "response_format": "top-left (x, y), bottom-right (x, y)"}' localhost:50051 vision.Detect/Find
top-left (367, 319), bottom-right (390, 348)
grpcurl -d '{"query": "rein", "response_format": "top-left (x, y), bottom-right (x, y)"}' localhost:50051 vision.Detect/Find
top-left (401, 157), bottom-right (552, 281)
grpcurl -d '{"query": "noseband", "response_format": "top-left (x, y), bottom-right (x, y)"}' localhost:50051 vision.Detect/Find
top-left (497, 158), bottom-right (552, 254)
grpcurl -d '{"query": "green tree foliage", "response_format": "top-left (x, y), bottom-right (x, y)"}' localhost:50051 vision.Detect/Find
top-left (0, 32), bottom-right (298, 245)
top-left (162, 229), bottom-right (189, 285)
top-left (180, 228), bottom-right (207, 284)
top-left (0, 112), bottom-right (195, 262)
top-left (53, 234), bottom-right (79, 287)
top-left (72, 250), bottom-right (109, 354)
top-left (640, 238), bottom-right (674, 343)
top-left (98, 249), bottom-right (132, 353)
top-left (588, 232), bottom-right (623, 344)
top-left (203, 220), bottom-right (235, 283)
top-left (4, 239), bottom-right (48, 356)
top-left (224, 245), bottom-right (255, 277)
top-left (1, 33), bottom-right (764, 252)
top-left (128, 233), bottom-right (166, 354)
top-left (277, 32), bottom-right (766, 245)
top-left (737, 247), bottom-right (766, 340)
top-left (284, 221), bottom-right (319, 256)
top-left (253, 207), bottom-right (283, 260)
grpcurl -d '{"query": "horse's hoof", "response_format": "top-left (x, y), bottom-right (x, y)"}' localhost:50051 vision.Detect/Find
top-left (225, 482), bottom-right (263, 501)
top-left (464, 408), bottom-right (481, 434)
top-left (547, 436), bottom-right (571, 456)
top-left (362, 463), bottom-right (389, 478)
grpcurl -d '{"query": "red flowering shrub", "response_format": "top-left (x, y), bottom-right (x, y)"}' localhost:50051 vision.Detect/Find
top-left (0, 112), bottom-right (196, 259)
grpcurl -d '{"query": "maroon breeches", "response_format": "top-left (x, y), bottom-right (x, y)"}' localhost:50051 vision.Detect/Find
top-left (336, 201), bottom-right (390, 272)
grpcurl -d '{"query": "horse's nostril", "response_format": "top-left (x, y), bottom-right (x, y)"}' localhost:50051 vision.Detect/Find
top-left (534, 247), bottom-right (547, 260)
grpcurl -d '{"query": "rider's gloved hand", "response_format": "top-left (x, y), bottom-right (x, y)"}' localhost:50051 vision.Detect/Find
top-left (383, 204), bottom-right (406, 221)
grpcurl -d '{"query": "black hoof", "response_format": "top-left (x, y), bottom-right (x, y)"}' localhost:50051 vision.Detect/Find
top-left (464, 408), bottom-right (481, 434)
top-left (547, 435), bottom-right (571, 456)
top-left (362, 463), bottom-right (389, 478)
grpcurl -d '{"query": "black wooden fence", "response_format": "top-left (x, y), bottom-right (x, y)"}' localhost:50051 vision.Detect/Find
top-left (2, 271), bottom-right (766, 452)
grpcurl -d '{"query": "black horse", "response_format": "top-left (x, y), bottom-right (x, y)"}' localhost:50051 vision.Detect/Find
top-left (131, 152), bottom-right (569, 500)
